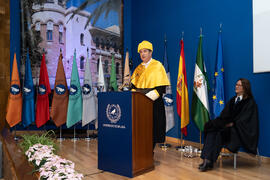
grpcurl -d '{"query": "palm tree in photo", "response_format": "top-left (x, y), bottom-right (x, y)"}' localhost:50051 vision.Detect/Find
top-left (67, 0), bottom-right (122, 30)
top-left (67, 0), bottom-right (123, 55)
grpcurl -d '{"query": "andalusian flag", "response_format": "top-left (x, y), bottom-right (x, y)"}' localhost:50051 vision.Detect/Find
top-left (6, 53), bottom-right (22, 127)
top-left (109, 54), bottom-right (117, 91)
top-left (176, 40), bottom-right (189, 136)
top-left (191, 35), bottom-right (210, 132)
top-left (66, 50), bottom-right (82, 128)
top-left (213, 32), bottom-right (225, 118)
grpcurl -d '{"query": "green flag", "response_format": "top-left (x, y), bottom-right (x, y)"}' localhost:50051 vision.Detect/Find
top-left (66, 50), bottom-right (82, 128)
top-left (109, 54), bottom-right (118, 91)
top-left (191, 35), bottom-right (210, 132)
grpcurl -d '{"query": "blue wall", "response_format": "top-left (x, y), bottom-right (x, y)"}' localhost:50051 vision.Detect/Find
top-left (123, 0), bottom-right (132, 57)
top-left (126, 0), bottom-right (270, 157)
top-left (10, 0), bottom-right (20, 71)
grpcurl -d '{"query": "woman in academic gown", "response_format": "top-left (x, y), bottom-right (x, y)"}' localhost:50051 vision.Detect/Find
top-left (131, 40), bottom-right (170, 149)
top-left (199, 78), bottom-right (259, 172)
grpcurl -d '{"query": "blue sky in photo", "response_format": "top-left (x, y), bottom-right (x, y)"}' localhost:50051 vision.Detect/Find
top-left (66, 0), bottom-right (119, 29)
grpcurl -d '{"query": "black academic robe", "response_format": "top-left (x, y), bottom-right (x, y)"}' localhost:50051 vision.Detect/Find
top-left (130, 59), bottom-right (170, 144)
top-left (204, 96), bottom-right (259, 154)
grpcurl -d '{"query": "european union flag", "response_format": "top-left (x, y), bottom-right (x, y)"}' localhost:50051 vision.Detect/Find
top-left (213, 32), bottom-right (225, 118)
top-left (22, 50), bottom-right (35, 127)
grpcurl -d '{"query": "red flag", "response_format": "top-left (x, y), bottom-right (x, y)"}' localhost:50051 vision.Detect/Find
top-left (36, 53), bottom-right (51, 128)
top-left (176, 40), bottom-right (189, 136)
top-left (6, 53), bottom-right (22, 127)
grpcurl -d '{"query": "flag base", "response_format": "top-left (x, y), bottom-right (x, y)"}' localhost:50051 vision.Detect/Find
top-left (71, 138), bottom-right (78, 142)
top-left (175, 146), bottom-right (185, 152)
top-left (57, 137), bottom-right (65, 142)
top-left (159, 143), bottom-right (172, 151)
top-left (14, 136), bottom-right (20, 141)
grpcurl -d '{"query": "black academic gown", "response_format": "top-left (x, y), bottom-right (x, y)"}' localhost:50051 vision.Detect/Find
top-left (204, 96), bottom-right (259, 154)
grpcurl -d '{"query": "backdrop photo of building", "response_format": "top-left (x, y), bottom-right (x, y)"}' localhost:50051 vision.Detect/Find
top-left (30, 0), bottom-right (122, 89)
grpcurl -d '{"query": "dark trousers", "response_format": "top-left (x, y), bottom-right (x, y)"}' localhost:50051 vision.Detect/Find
top-left (201, 131), bottom-right (223, 162)
top-left (153, 142), bottom-right (156, 150)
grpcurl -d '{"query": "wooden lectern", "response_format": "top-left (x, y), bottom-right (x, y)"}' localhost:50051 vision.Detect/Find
top-left (98, 91), bottom-right (154, 177)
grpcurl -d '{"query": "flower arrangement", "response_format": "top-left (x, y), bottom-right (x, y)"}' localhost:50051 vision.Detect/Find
top-left (20, 131), bottom-right (83, 180)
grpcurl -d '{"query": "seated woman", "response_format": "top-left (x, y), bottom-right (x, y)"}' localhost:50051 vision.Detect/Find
top-left (199, 78), bottom-right (259, 172)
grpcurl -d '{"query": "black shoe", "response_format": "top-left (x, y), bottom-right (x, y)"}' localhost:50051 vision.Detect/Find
top-left (199, 159), bottom-right (213, 172)
top-left (198, 159), bottom-right (213, 168)
top-left (198, 159), bottom-right (205, 168)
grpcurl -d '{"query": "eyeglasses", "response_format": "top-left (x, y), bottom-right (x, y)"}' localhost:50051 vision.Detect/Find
top-left (235, 84), bottom-right (242, 87)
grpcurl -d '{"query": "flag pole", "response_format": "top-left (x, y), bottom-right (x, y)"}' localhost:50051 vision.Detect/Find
top-left (14, 125), bottom-right (19, 141)
top-left (176, 132), bottom-right (185, 151)
top-left (198, 131), bottom-right (202, 154)
top-left (85, 124), bottom-right (91, 141)
top-left (57, 125), bottom-right (64, 142)
top-left (57, 49), bottom-right (64, 142)
top-left (176, 32), bottom-right (186, 152)
top-left (159, 34), bottom-right (172, 150)
top-left (72, 125), bottom-right (78, 142)
top-left (219, 23), bottom-right (223, 32)
top-left (181, 132), bottom-right (183, 149)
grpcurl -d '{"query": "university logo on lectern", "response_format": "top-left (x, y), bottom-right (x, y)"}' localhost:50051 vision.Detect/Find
top-left (106, 104), bottom-right (121, 123)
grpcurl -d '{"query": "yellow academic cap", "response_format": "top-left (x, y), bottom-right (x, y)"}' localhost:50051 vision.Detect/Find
top-left (137, 40), bottom-right (153, 53)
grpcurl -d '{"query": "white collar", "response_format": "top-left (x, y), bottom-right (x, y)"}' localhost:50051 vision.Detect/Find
top-left (142, 58), bottom-right (152, 68)
top-left (235, 95), bottom-right (243, 102)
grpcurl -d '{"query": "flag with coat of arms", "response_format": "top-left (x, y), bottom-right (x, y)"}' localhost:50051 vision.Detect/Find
top-left (66, 50), bottom-right (82, 128)
top-left (162, 37), bottom-right (175, 132)
top-left (36, 53), bottom-right (51, 128)
top-left (176, 39), bottom-right (190, 136)
top-left (6, 53), bottom-right (22, 127)
top-left (191, 35), bottom-right (210, 132)
top-left (82, 49), bottom-right (97, 127)
top-left (22, 50), bottom-right (35, 127)
top-left (51, 51), bottom-right (69, 127)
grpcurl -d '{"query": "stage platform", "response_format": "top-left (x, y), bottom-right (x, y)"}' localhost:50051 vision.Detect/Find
top-left (1, 130), bottom-right (270, 180)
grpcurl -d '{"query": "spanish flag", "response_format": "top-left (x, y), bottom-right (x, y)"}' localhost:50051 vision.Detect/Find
top-left (176, 40), bottom-right (189, 136)
top-left (36, 53), bottom-right (51, 128)
top-left (6, 53), bottom-right (22, 127)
